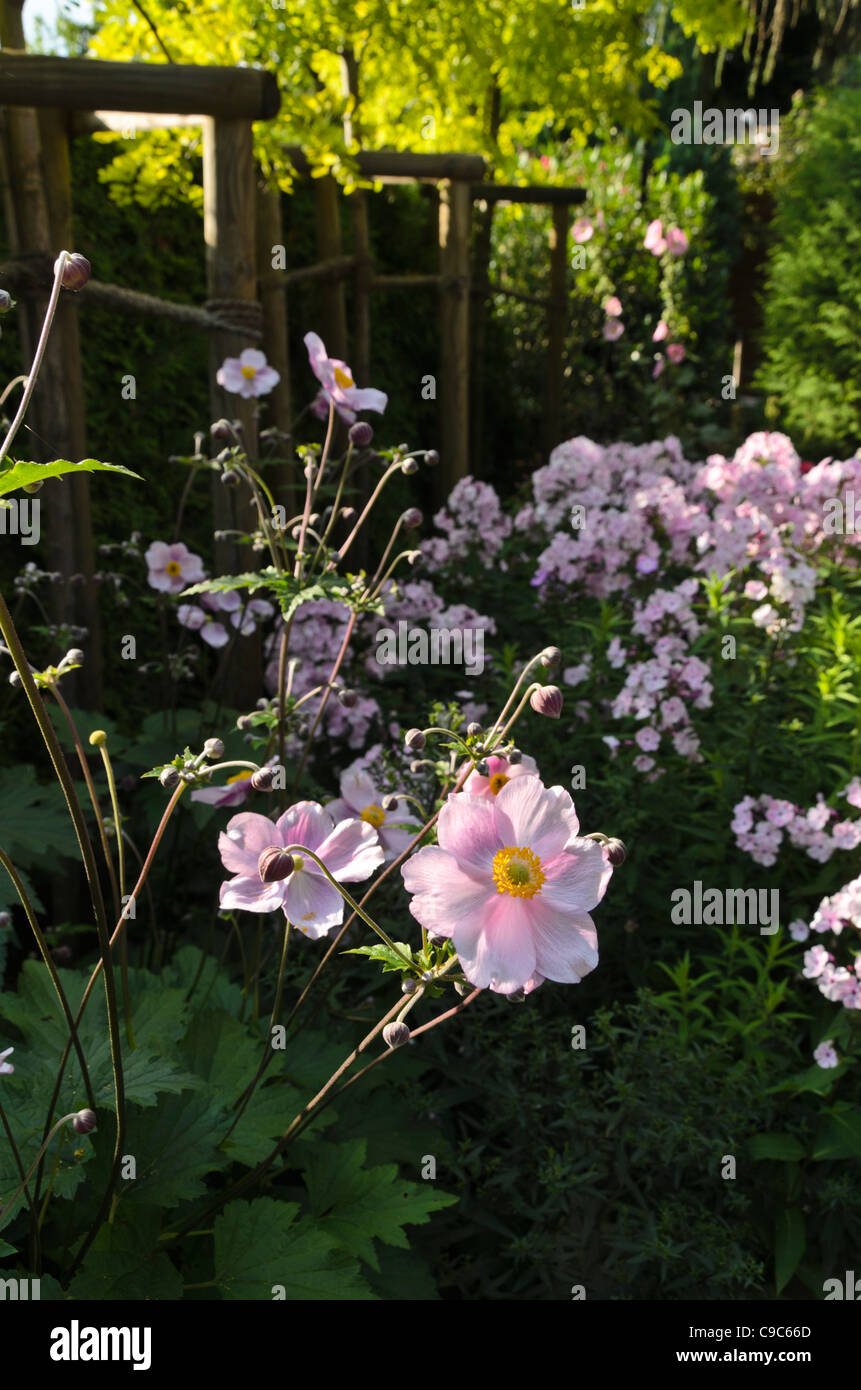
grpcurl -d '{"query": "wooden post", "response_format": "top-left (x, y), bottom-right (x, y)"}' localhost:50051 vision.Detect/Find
top-left (0, 0), bottom-right (102, 705)
top-left (349, 188), bottom-right (372, 569)
top-left (39, 106), bottom-right (103, 708)
top-left (255, 179), bottom-right (295, 510)
top-left (202, 115), bottom-right (261, 706)
top-left (438, 178), bottom-right (471, 498)
top-left (469, 196), bottom-right (495, 473)
top-left (313, 175), bottom-right (348, 362)
top-left (543, 203), bottom-right (569, 457)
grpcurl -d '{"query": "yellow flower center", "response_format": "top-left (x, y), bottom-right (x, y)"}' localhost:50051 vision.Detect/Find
top-left (492, 845), bottom-right (545, 899)
top-left (241, 364), bottom-right (257, 379)
top-left (165, 560), bottom-right (181, 577)
top-left (361, 804), bottom-right (386, 828)
top-left (334, 366), bottom-right (354, 389)
top-left (488, 772), bottom-right (510, 795)
top-left (226, 769), bottom-right (253, 786)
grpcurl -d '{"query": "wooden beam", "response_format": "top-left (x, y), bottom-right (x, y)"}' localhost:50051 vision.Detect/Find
top-left (370, 273), bottom-right (441, 290)
top-left (0, 54), bottom-right (280, 119)
top-left (471, 183), bottom-right (587, 206)
top-left (284, 146), bottom-right (486, 182)
top-left (438, 179), bottom-right (471, 497)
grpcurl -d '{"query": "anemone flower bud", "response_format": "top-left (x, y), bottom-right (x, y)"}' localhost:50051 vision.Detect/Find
top-left (529, 685), bottom-right (563, 719)
top-left (251, 765), bottom-right (275, 791)
top-left (454, 981), bottom-right (471, 997)
top-left (401, 507), bottom-right (423, 530)
top-left (349, 421), bottom-right (374, 447)
top-left (159, 767), bottom-right (180, 790)
top-left (474, 760), bottom-right (489, 777)
top-left (424, 449), bottom-right (439, 467)
top-left (539, 645), bottom-right (562, 674)
top-left (604, 837), bottom-right (627, 867)
top-left (236, 714), bottom-right (253, 730)
top-left (258, 845), bottom-right (295, 883)
top-left (381, 794), bottom-right (399, 812)
top-left (55, 252), bottom-right (91, 291)
top-left (505, 988), bottom-right (527, 1004)
top-left (72, 1109), bottom-right (97, 1135)
top-left (404, 727), bottom-right (426, 751)
top-left (211, 418), bottom-right (232, 441)
top-left (203, 737), bottom-right (224, 760)
top-left (0, 289), bottom-right (13, 314)
top-left (382, 1022), bottom-right (411, 1049)
top-left (65, 648), bottom-right (85, 666)
top-left (337, 687), bottom-right (357, 708)
top-left (409, 760), bottom-right (424, 773)
top-left (340, 506), bottom-right (356, 521)
top-left (8, 670), bottom-right (21, 687)
top-left (401, 978), bottom-right (417, 995)
top-left (508, 748), bottom-right (522, 764)
top-left (221, 469), bottom-right (239, 487)
top-left (466, 722), bottom-right (483, 737)
top-left (89, 729), bottom-right (108, 747)
top-left (401, 459), bottom-right (418, 476)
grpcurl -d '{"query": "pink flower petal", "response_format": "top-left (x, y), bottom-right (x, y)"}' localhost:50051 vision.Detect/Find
top-left (283, 869), bottom-right (345, 937)
top-left (493, 776), bottom-right (576, 860)
top-left (274, 800), bottom-right (334, 855)
top-left (454, 895), bottom-right (537, 994)
top-left (219, 812), bottom-right (279, 876)
top-left (315, 817), bottom-right (385, 881)
top-left (541, 840), bottom-right (612, 912)
top-left (219, 873), bottom-right (284, 914)
top-left (527, 900), bottom-right (598, 983)
top-left (437, 794), bottom-right (502, 877)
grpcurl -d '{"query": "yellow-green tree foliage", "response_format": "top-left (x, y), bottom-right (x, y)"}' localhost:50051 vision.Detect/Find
top-left (90, 0), bottom-right (747, 206)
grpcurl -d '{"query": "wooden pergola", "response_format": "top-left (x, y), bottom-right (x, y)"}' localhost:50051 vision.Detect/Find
top-left (0, 39), bottom-right (586, 706)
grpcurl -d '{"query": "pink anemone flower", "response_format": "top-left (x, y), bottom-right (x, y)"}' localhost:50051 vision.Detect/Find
top-left (401, 775), bottom-right (613, 995)
top-left (326, 768), bottom-right (419, 862)
top-left (216, 349), bottom-right (281, 399)
top-left (145, 541), bottom-right (205, 595)
top-left (460, 752), bottom-right (539, 800)
top-left (304, 332), bottom-right (387, 424)
top-left (218, 801), bottom-right (384, 937)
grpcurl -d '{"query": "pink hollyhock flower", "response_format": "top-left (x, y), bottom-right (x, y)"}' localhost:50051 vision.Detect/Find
top-left (218, 801), bottom-right (384, 936)
top-left (666, 226), bottom-right (689, 256)
top-left (604, 296), bottom-right (622, 317)
top-left (644, 219), bottom-right (667, 255)
top-left (145, 541), bottom-right (205, 595)
top-left (813, 1039), bottom-right (839, 1069)
top-left (652, 355), bottom-right (665, 379)
top-left (401, 775), bottom-right (612, 994)
top-left (603, 318), bottom-right (624, 342)
top-left (572, 217), bottom-right (593, 243)
top-left (667, 343), bottom-right (686, 364)
top-left (304, 332), bottom-right (387, 425)
top-left (326, 767), bottom-right (419, 862)
top-left (217, 348), bottom-right (280, 399)
top-left (461, 752), bottom-right (539, 799)
top-left (0, 1045), bottom-right (13, 1075)
top-left (652, 320), bottom-right (669, 342)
